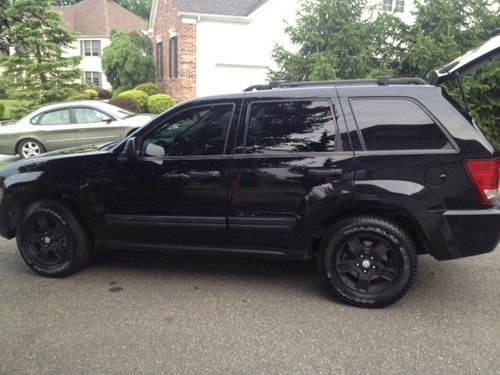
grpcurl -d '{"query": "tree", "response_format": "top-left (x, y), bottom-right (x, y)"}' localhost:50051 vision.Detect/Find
top-left (270, 0), bottom-right (409, 81)
top-left (272, 0), bottom-right (500, 144)
top-left (101, 30), bottom-right (155, 88)
top-left (1, 0), bottom-right (81, 109)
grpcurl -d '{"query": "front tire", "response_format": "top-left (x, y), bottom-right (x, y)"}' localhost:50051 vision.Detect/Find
top-left (16, 200), bottom-right (91, 277)
top-left (318, 215), bottom-right (417, 308)
top-left (17, 139), bottom-right (45, 159)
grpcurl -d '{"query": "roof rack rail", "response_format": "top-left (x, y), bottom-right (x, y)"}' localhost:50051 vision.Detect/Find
top-left (243, 76), bottom-right (428, 91)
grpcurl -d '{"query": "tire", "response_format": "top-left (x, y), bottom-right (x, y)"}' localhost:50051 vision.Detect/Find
top-left (17, 139), bottom-right (45, 159)
top-left (16, 200), bottom-right (92, 277)
top-left (318, 215), bottom-right (417, 308)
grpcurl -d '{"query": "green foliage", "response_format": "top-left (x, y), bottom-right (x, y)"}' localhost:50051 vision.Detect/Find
top-left (9, 101), bottom-right (39, 119)
top-left (112, 86), bottom-right (132, 97)
top-left (0, 102), bottom-right (4, 119)
top-left (135, 82), bottom-right (161, 96)
top-left (118, 89), bottom-right (148, 111)
top-left (102, 31), bottom-right (155, 88)
top-left (270, 0), bottom-right (408, 81)
top-left (1, 0), bottom-right (82, 106)
top-left (108, 96), bottom-right (141, 113)
top-left (272, 0), bottom-right (500, 144)
top-left (66, 93), bottom-right (90, 101)
top-left (98, 89), bottom-right (112, 99)
top-left (83, 89), bottom-right (98, 99)
top-left (0, 76), bottom-right (8, 99)
top-left (147, 94), bottom-right (175, 114)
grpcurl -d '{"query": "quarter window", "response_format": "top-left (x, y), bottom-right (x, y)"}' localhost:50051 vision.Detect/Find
top-left (350, 98), bottom-right (452, 151)
top-left (38, 109), bottom-right (71, 125)
top-left (143, 104), bottom-right (234, 156)
top-left (245, 100), bottom-right (337, 154)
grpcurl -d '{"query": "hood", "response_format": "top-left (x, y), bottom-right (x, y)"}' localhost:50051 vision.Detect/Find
top-left (435, 28), bottom-right (500, 84)
top-left (37, 142), bottom-right (113, 158)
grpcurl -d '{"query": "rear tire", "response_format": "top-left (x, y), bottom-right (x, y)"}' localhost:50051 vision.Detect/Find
top-left (318, 215), bottom-right (417, 308)
top-left (16, 200), bottom-right (91, 277)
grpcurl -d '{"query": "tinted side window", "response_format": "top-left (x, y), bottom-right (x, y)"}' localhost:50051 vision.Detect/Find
top-left (142, 104), bottom-right (234, 156)
top-left (246, 100), bottom-right (336, 154)
top-left (350, 98), bottom-right (451, 151)
top-left (38, 109), bottom-right (71, 125)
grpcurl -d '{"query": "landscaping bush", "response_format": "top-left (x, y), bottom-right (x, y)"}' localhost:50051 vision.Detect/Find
top-left (66, 93), bottom-right (91, 101)
top-left (118, 89), bottom-right (149, 111)
top-left (147, 94), bottom-right (176, 114)
top-left (98, 89), bottom-right (112, 99)
top-left (112, 86), bottom-right (132, 97)
top-left (84, 89), bottom-right (98, 99)
top-left (135, 82), bottom-right (161, 96)
top-left (108, 96), bottom-right (141, 113)
top-left (0, 102), bottom-right (4, 119)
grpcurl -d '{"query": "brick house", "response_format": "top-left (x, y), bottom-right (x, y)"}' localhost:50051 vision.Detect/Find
top-left (55, 0), bottom-right (147, 89)
top-left (148, 0), bottom-right (300, 101)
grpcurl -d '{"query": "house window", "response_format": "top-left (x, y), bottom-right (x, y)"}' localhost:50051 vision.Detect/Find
top-left (156, 42), bottom-right (164, 80)
top-left (83, 71), bottom-right (102, 88)
top-left (169, 36), bottom-right (178, 79)
top-left (381, 0), bottom-right (404, 12)
top-left (81, 40), bottom-right (101, 56)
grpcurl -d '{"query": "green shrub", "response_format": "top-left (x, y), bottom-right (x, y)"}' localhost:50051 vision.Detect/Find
top-left (112, 86), bottom-right (132, 97)
top-left (135, 82), bottom-right (161, 96)
top-left (66, 93), bottom-right (91, 101)
top-left (118, 89), bottom-right (149, 111)
top-left (0, 102), bottom-right (4, 119)
top-left (84, 89), bottom-right (98, 99)
top-left (108, 96), bottom-right (141, 113)
top-left (98, 89), bottom-right (112, 99)
top-left (147, 94), bottom-right (176, 114)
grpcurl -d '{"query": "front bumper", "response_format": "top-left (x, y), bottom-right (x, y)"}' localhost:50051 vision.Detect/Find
top-left (0, 193), bottom-right (14, 239)
top-left (413, 207), bottom-right (500, 260)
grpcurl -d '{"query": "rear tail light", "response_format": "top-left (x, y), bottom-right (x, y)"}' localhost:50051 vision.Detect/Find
top-left (463, 158), bottom-right (500, 203)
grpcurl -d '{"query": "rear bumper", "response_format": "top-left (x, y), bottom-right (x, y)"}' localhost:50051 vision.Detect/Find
top-left (413, 207), bottom-right (500, 260)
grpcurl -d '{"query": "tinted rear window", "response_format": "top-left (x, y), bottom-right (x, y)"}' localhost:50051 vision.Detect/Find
top-left (246, 100), bottom-right (336, 153)
top-left (350, 98), bottom-right (452, 151)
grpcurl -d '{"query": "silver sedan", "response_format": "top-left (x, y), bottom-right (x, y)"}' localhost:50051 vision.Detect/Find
top-left (0, 101), bottom-right (154, 158)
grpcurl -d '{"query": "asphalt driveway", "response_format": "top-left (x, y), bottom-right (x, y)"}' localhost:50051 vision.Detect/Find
top-left (0, 237), bottom-right (498, 374)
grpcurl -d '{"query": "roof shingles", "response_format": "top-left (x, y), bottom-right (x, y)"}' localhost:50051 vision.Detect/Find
top-left (55, 0), bottom-right (147, 36)
top-left (176, 0), bottom-right (269, 16)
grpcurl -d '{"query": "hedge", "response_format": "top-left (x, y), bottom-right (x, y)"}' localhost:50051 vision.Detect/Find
top-left (84, 89), bottom-right (98, 99)
top-left (108, 96), bottom-right (141, 113)
top-left (135, 82), bottom-right (161, 96)
top-left (98, 89), bottom-right (112, 99)
top-left (118, 89), bottom-right (149, 111)
top-left (147, 94), bottom-right (176, 114)
top-left (112, 86), bottom-right (132, 97)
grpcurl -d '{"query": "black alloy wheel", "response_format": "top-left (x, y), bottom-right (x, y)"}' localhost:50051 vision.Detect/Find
top-left (318, 215), bottom-right (417, 308)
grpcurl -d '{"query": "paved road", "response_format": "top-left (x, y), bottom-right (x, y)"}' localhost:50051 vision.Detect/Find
top-left (0, 237), bottom-right (498, 374)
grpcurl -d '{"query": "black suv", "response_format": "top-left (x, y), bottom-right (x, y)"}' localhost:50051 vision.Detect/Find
top-left (0, 76), bottom-right (498, 307)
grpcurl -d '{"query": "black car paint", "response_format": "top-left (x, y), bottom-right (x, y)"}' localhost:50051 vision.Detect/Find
top-left (0, 85), bottom-right (498, 262)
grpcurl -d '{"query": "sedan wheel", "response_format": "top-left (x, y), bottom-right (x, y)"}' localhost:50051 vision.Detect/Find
top-left (18, 139), bottom-right (45, 159)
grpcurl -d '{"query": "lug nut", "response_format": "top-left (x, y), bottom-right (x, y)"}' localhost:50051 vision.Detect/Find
top-left (372, 265), bottom-right (376, 269)
top-left (370, 256), bottom-right (374, 260)
top-left (360, 254), bottom-right (364, 259)
top-left (356, 263), bottom-right (360, 267)
top-left (363, 270), bottom-right (367, 273)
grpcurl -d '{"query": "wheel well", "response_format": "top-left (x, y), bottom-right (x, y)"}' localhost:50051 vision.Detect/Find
top-left (9, 189), bottom-right (94, 241)
top-left (311, 205), bottom-right (431, 256)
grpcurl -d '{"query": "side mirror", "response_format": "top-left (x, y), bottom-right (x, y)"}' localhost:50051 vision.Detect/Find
top-left (101, 116), bottom-right (113, 123)
top-left (121, 137), bottom-right (137, 159)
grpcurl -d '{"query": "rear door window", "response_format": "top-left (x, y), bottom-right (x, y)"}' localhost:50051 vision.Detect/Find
top-left (245, 100), bottom-right (336, 153)
top-left (350, 98), bottom-right (452, 151)
top-left (37, 109), bottom-right (71, 126)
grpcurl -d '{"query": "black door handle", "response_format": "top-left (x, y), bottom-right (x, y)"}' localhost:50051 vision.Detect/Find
top-left (308, 168), bottom-right (344, 177)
